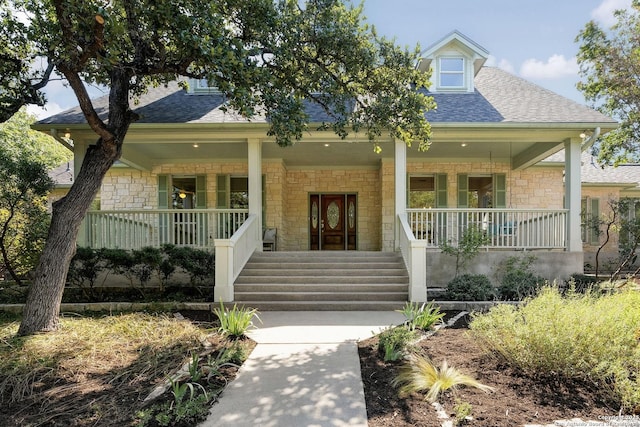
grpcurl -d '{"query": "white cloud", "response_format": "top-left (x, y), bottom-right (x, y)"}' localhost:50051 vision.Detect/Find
top-left (26, 102), bottom-right (64, 120)
top-left (591, 0), bottom-right (633, 27)
top-left (520, 54), bottom-right (579, 79)
top-left (485, 55), bottom-right (515, 74)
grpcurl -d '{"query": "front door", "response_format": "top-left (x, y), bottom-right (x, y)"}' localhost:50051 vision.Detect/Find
top-left (310, 194), bottom-right (357, 250)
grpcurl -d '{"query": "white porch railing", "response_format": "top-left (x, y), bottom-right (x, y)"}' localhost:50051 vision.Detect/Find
top-left (407, 208), bottom-right (568, 250)
top-left (83, 209), bottom-right (249, 250)
top-left (398, 214), bottom-right (428, 302)
top-left (214, 214), bottom-right (260, 301)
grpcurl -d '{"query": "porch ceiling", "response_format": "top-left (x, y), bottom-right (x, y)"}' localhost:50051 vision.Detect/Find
top-left (62, 122), bottom-right (615, 171)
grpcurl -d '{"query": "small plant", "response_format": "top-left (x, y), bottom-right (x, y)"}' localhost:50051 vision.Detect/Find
top-left (397, 302), bottom-right (445, 331)
top-left (392, 355), bottom-right (493, 402)
top-left (188, 351), bottom-right (203, 382)
top-left (446, 274), bottom-right (494, 301)
top-left (377, 326), bottom-right (418, 362)
top-left (453, 399), bottom-right (473, 425)
top-left (213, 301), bottom-right (260, 338)
top-left (440, 226), bottom-right (490, 277)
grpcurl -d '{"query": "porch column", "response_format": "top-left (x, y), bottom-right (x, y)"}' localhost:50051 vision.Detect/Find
top-left (248, 138), bottom-right (263, 249)
top-left (395, 139), bottom-right (407, 250)
top-left (564, 138), bottom-right (582, 252)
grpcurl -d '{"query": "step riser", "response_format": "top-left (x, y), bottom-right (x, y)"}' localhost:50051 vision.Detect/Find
top-left (235, 277), bottom-right (408, 284)
top-left (235, 292), bottom-right (408, 302)
top-left (236, 284), bottom-right (408, 293)
top-left (237, 302), bottom-right (408, 311)
top-left (239, 269), bottom-right (408, 277)
top-left (243, 263), bottom-right (404, 269)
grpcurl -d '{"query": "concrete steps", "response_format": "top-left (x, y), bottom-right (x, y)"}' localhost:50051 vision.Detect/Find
top-left (234, 251), bottom-right (409, 311)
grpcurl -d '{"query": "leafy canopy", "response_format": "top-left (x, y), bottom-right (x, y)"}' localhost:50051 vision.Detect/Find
top-left (1, 0), bottom-right (434, 150)
top-left (576, 1), bottom-right (640, 165)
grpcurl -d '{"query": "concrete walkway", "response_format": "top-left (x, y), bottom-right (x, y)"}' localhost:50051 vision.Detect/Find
top-left (199, 311), bottom-right (405, 427)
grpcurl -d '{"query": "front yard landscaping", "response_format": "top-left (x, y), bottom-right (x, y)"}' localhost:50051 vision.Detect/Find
top-left (359, 287), bottom-right (640, 426)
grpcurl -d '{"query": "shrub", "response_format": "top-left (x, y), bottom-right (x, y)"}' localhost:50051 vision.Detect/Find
top-left (397, 301), bottom-right (445, 331)
top-left (496, 256), bottom-right (544, 300)
top-left (446, 274), bottom-right (494, 301)
top-left (392, 355), bottom-right (493, 402)
top-left (470, 287), bottom-right (640, 413)
top-left (377, 326), bottom-right (418, 362)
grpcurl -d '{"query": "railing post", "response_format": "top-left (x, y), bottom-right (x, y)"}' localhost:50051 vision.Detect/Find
top-left (214, 239), bottom-right (235, 302)
top-left (409, 240), bottom-right (427, 302)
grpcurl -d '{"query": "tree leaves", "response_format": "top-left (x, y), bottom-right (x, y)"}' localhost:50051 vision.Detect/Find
top-left (576, 1), bottom-right (640, 165)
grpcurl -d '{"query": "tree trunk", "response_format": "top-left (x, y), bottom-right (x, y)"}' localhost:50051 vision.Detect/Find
top-left (18, 70), bottom-right (132, 336)
top-left (17, 145), bottom-right (116, 335)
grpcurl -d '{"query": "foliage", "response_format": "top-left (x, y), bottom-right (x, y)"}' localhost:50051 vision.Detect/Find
top-left (440, 226), bottom-right (490, 277)
top-left (0, 111), bottom-right (58, 284)
top-left (377, 326), bottom-right (418, 362)
top-left (496, 255), bottom-right (545, 300)
top-left (213, 301), bottom-right (260, 339)
top-left (397, 301), bottom-right (445, 331)
top-left (470, 287), bottom-right (640, 413)
top-left (66, 245), bottom-right (215, 300)
top-left (391, 355), bottom-right (493, 403)
top-left (446, 274), bottom-right (495, 301)
top-left (576, 2), bottom-right (640, 165)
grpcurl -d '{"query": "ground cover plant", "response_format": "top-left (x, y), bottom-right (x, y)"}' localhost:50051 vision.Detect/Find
top-left (0, 310), bottom-right (255, 426)
top-left (470, 286), bottom-right (640, 414)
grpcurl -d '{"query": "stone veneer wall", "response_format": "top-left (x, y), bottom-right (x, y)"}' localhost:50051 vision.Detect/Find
top-left (407, 162), bottom-right (564, 209)
top-left (282, 167), bottom-right (382, 251)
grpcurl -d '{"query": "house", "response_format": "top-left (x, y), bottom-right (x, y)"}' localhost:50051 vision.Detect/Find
top-left (35, 31), bottom-right (618, 303)
top-left (544, 150), bottom-right (640, 271)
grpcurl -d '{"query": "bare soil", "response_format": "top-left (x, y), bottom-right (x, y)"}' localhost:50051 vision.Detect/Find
top-left (358, 312), bottom-right (622, 427)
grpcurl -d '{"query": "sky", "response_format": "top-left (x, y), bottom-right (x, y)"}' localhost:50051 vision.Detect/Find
top-left (28, 0), bottom-right (633, 120)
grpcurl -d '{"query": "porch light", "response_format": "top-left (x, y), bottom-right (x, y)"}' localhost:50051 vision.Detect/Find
top-left (461, 143), bottom-right (467, 147)
top-left (64, 130), bottom-right (71, 139)
top-left (193, 143), bottom-right (199, 148)
top-left (179, 192), bottom-right (187, 199)
top-left (324, 143), bottom-right (330, 147)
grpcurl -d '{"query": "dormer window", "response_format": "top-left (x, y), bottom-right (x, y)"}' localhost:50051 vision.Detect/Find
top-left (439, 57), bottom-right (464, 88)
top-left (188, 78), bottom-right (220, 95)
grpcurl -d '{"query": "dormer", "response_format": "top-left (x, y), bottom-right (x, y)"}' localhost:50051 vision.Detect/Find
top-left (187, 78), bottom-right (221, 95)
top-left (417, 30), bottom-right (489, 93)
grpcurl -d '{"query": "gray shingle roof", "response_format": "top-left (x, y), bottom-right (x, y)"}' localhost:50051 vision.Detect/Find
top-left (544, 150), bottom-right (640, 188)
top-left (38, 67), bottom-right (616, 126)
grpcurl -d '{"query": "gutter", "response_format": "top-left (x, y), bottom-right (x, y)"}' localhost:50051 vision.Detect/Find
top-left (580, 127), bottom-right (600, 151)
top-left (50, 128), bottom-right (74, 152)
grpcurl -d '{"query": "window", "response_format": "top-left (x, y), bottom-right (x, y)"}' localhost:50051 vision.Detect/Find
top-left (408, 174), bottom-right (447, 208)
top-left (457, 174), bottom-right (506, 208)
top-left (581, 197), bottom-right (600, 245)
top-left (188, 78), bottom-right (220, 94)
top-left (158, 175), bottom-right (206, 209)
top-left (619, 198), bottom-right (640, 251)
top-left (439, 57), bottom-right (464, 88)
top-left (230, 177), bottom-right (248, 209)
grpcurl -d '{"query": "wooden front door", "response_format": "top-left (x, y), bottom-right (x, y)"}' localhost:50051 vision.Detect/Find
top-left (310, 194), bottom-right (357, 250)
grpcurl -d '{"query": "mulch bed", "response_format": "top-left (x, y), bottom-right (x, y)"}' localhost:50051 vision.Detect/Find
top-left (358, 312), bottom-right (620, 426)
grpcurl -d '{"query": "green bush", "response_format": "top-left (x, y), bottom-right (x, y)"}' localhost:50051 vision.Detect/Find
top-left (446, 274), bottom-right (494, 301)
top-left (377, 326), bottom-right (418, 362)
top-left (496, 256), bottom-right (545, 300)
top-left (213, 301), bottom-right (260, 339)
top-left (470, 287), bottom-right (640, 413)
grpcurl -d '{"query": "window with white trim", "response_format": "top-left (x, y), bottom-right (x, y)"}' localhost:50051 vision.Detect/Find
top-left (439, 57), bottom-right (464, 88)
